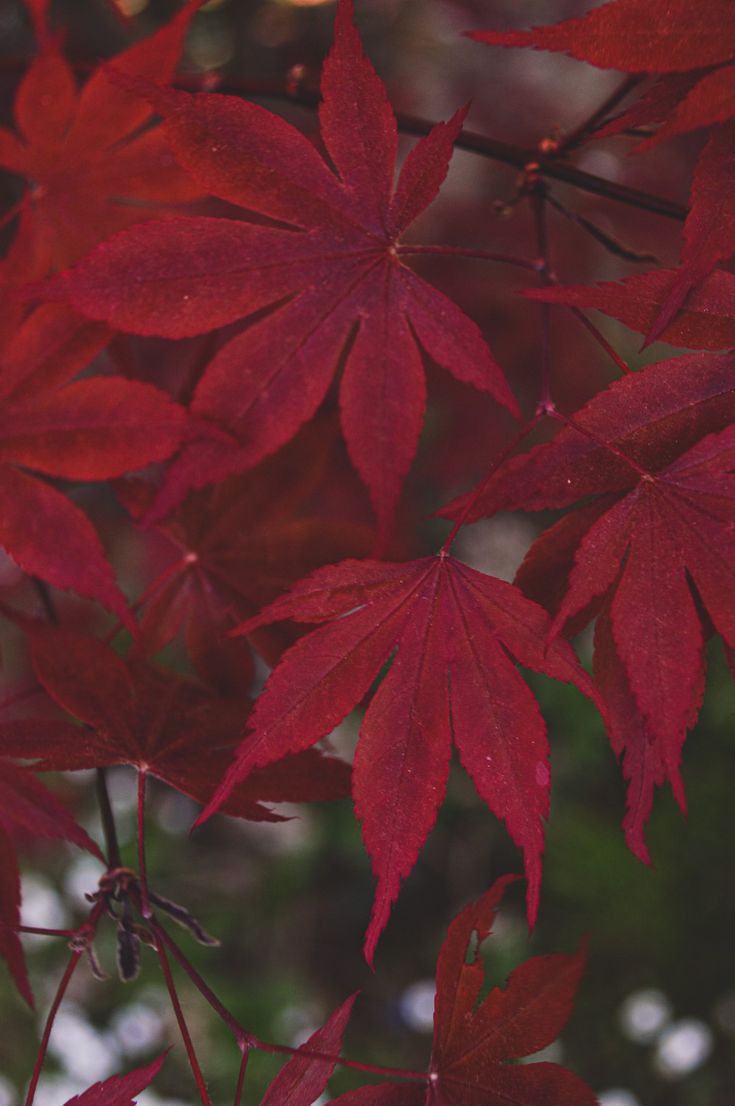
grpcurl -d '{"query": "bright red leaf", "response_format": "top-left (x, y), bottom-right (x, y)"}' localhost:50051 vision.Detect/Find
top-left (330, 876), bottom-right (595, 1105)
top-left (62, 1053), bottom-right (167, 1106)
top-left (198, 554), bottom-right (600, 962)
top-left (43, 0), bottom-right (518, 534)
top-left (442, 355), bottom-right (735, 858)
top-left (261, 996), bottom-right (356, 1106)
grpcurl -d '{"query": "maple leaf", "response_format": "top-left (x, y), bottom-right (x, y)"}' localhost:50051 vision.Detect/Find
top-left (469, 3), bottom-right (735, 348)
top-left (442, 353), bottom-right (735, 858)
top-left (42, 0), bottom-right (518, 535)
top-left (0, 625), bottom-right (351, 819)
top-left (0, 304), bottom-right (184, 625)
top-left (121, 419), bottom-right (373, 686)
top-left (0, 759), bottom-right (103, 1006)
top-left (0, 1), bottom-right (204, 276)
top-left (260, 996), bottom-right (356, 1106)
top-left (525, 267), bottom-right (735, 351)
top-left (197, 553), bottom-right (600, 962)
top-left (330, 876), bottom-right (596, 1105)
top-left (61, 1053), bottom-right (167, 1106)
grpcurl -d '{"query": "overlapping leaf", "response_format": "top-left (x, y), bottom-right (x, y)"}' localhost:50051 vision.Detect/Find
top-left (198, 554), bottom-right (600, 962)
top-left (442, 352), bottom-right (735, 857)
top-left (525, 267), bottom-right (735, 351)
top-left (0, 1), bottom-right (204, 275)
top-left (0, 304), bottom-right (184, 623)
top-left (330, 876), bottom-right (595, 1105)
top-left (0, 626), bottom-right (350, 820)
top-left (122, 420), bottom-right (373, 685)
top-left (0, 759), bottom-right (102, 1005)
top-left (470, 1), bottom-right (735, 346)
top-left (43, 0), bottom-right (518, 533)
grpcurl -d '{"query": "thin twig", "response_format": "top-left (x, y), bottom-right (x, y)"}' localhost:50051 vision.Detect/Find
top-left (25, 950), bottom-right (82, 1106)
top-left (154, 934), bottom-right (213, 1106)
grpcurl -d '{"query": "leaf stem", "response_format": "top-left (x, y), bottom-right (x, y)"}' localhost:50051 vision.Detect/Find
top-left (396, 245), bottom-right (538, 270)
top-left (566, 306), bottom-right (631, 375)
top-left (154, 934), bottom-right (214, 1106)
top-left (232, 1049), bottom-right (249, 1106)
top-left (151, 921), bottom-right (427, 1083)
top-left (24, 949), bottom-right (82, 1106)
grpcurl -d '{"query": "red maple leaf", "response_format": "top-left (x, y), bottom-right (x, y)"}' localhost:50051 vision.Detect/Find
top-left (0, 625), bottom-right (351, 820)
top-left (469, 1), bottom-right (735, 347)
top-left (259, 996), bottom-right (356, 1106)
top-left (0, 304), bottom-right (184, 624)
top-left (442, 353), bottom-right (735, 858)
top-left (0, 759), bottom-right (103, 1006)
top-left (0, 1), bottom-right (204, 276)
top-left (525, 267), bottom-right (735, 351)
top-left (197, 554), bottom-right (600, 962)
top-left (42, 0), bottom-right (518, 535)
top-left (330, 876), bottom-right (596, 1105)
top-left (121, 419), bottom-right (373, 686)
top-left (61, 1053), bottom-right (167, 1106)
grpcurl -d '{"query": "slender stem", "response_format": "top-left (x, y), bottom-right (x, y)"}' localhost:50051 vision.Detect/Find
top-left (9, 924), bottom-right (81, 937)
top-left (96, 767), bottom-right (122, 870)
top-left (154, 935), bottom-right (213, 1106)
top-left (25, 949), bottom-right (82, 1106)
top-left (440, 413), bottom-right (543, 553)
top-left (550, 408), bottom-right (650, 478)
top-left (566, 306), bottom-right (631, 375)
top-left (560, 75), bottom-right (645, 152)
top-left (232, 1050), bottom-right (249, 1106)
top-left (152, 920), bottom-right (252, 1045)
top-left (254, 1037), bottom-right (428, 1082)
top-left (137, 770), bottom-right (152, 919)
top-left (152, 922), bottom-right (427, 1082)
top-left (531, 188), bottom-right (553, 409)
top-left (396, 244), bottom-right (538, 271)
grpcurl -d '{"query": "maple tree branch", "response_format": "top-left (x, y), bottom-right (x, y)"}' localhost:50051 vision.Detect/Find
top-left (192, 78), bottom-right (686, 222)
top-left (154, 933), bottom-right (214, 1106)
top-left (25, 948), bottom-right (82, 1106)
top-left (0, 59), bottom-right (686, 222)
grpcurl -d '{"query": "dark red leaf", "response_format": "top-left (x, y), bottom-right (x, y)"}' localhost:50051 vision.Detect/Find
top-left (199, 555), bottom-right (600, 960)
top-left (43, 0), bottom-right (517, 533)
top-left (62, 1053), bottom-right (167, 1106)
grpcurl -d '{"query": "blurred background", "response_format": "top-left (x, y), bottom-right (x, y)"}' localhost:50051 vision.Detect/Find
top-left (0, 1), bottom-right (733, 1104)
